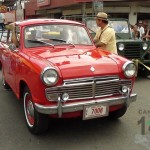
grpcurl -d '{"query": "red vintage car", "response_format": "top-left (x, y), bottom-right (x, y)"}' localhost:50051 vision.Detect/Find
top-left (0, 19), bottom-right (137, 134)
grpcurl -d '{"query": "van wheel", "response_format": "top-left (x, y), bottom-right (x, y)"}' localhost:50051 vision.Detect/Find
top-left (23, 87), bottom-right (49, 134)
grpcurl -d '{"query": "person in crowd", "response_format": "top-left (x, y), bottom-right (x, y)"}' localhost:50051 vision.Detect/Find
top-left (27, 29), bottom-right (43, 41)
top-left (143, 24), bottom-right (150, 41)
top-left (137, 21), bottom-right (145, 40)
top-left (129, 24), bottom-right (134, 38)
top-left (9, 23), bottom-right (19, 47)
top-left (131, 24), bottom-right (140, 40)
top-left (93, 12), bottom-right (117, 54)
top-left (27, 30), bottom-right (37, 40)
top-left (25, 30), bottom-right (44, 47)
top-left (0, 13), bottom-right (5, 30)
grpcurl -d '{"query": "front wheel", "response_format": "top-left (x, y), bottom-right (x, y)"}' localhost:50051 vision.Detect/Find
top-left (23, 87), bottom-right (49, 134)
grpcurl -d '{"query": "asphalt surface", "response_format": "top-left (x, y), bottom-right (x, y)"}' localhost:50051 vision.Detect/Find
top-left (0, 70), bottom-right (150, 150)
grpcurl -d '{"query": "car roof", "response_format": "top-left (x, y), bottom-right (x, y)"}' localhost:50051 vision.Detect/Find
top-left (15, 18), bottom-right (83, 27)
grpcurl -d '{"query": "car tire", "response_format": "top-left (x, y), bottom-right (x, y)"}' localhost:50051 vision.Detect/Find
top-left (109, 105), bottom-right (127, 119)
top-left (140, 69), bottom-right (150, 78)
top-left (23, 87), bottom-right (49, 134)
top-left (145, 64), bottom-right (150, 77)
top-left (1, 67), bottom-right (10, 89)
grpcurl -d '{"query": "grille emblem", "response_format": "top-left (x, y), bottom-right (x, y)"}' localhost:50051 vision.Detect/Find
top-left (90, 66), bottom-right (95, 72)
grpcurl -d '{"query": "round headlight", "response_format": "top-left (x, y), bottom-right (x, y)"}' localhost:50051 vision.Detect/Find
top-left (41, 67), bottom-right (59, 86)
top-left (142, 42), bottom-right (148, 50)
top-left (123, 62), bottom-right (136, 78)
top-left (118, 43), bottom-right (125, 51)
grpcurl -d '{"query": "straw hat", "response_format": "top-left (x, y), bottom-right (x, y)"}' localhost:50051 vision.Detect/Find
top-left (96, 12), bottom-right (108, 21)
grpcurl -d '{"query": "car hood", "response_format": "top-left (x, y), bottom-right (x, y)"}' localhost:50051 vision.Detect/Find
top-left (29, 47), bottom-right (119, 79)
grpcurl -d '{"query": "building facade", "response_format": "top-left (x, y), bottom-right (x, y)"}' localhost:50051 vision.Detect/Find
top-left (24, 0), bottom-right (150, 26)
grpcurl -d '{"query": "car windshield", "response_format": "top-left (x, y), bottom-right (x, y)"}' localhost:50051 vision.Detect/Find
top-left (86, 19), bottom-right (98, 33)
top-left (109, 20), bottom-right (129, 33)
top-left (24, 24), bottom-right (93, 48)
top-left (86, 19), bottom-right (129, 33)
top-left (86, 19), bottom-right (131, 39)
top-left (86, 19), bottom-right (130, 34)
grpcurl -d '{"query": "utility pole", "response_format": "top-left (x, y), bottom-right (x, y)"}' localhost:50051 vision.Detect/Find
top-left (93, 0), bottom-right (103, 15)
top-left (82, 2), bottom-right (86, 19)
top-left (16, 0), bottom-right (24, 21)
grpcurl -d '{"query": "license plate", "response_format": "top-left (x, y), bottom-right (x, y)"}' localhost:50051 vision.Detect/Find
top-left (83, 104), bottom-right (109, 120)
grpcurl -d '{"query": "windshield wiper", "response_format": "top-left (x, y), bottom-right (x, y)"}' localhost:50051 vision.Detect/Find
top-left (49, 38), bottom-right (67, 43)
top-left (28, 39), bottom-right (54, 47)
top-left (66, 42), bottom-right (75, 47)
top-left (49, 38), bottom-right (75, 47)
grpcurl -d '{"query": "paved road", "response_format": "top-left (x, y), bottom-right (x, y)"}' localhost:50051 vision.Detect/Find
top-left (0, 70), bottom-right (150, 150)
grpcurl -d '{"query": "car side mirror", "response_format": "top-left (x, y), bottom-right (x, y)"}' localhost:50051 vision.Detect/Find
top-left (9, 44), bottom-right (17, 51)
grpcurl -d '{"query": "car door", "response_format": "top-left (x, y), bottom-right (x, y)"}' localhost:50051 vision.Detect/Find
top-left (2, 26), bottom-right (21, 93)
top-left (1, 28), bottom-right (12, 79)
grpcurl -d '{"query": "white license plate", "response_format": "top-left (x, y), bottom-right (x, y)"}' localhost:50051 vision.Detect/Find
top-left (83, 104), bottom-right (109, 120)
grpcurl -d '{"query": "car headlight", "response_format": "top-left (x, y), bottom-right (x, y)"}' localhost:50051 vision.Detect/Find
top-left (123, 61), bottom-right (136, 78)
top-left (118, 43), bottom-right (125, 51)
top-left (41, 67), bottom-right (59, 86)
top-left (142, 42), bottom-right (148, 50)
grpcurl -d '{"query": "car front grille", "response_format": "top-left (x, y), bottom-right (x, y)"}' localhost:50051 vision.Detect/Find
top-left (45, 76), bottom-right (132, 101)
top-left (124, 43), bottom-right (141, 59)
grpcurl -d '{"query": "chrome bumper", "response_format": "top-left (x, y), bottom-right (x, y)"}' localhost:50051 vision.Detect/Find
top-left (34, 93), bottom-right (137, 118)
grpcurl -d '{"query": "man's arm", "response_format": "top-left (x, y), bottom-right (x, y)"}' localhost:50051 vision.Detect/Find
top-left (95, 28), bottom-right (113, 48)
top-left (93, 28), bottom-right (101, 43)
top-left (94, 41), bottom-right (106, 48)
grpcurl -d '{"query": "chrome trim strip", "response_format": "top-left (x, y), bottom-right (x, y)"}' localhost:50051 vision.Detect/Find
top-left (63, 75), bottom-right (119, 83)
top-left (35, 93), bottom-right (137, 116)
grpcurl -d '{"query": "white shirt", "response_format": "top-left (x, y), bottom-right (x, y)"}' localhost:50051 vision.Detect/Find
top-left (138, 26), bottom-right (145, 39)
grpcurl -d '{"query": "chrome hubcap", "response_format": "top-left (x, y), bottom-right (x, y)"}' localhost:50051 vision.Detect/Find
top-left (24, 92), bottom-right (35, 127)
top-left (27, 100), bottom-right (34, 118)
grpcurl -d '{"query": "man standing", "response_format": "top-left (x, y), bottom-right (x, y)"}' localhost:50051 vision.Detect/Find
top-left (143, 24), bottom-right (150, 41)
top-left (93, 12), bottom-right (117, 54)
top-left (137, 21), bottom-right (145, 40)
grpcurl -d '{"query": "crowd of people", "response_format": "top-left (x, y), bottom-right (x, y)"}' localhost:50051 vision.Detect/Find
top-left (131, 21), bottom-right (150, 41)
